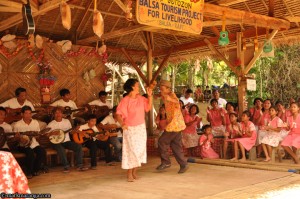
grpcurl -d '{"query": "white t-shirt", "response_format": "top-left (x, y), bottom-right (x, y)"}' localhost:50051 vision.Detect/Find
top-left (47, 119), bottom-right (72, 142)
top-left (51, 99), bottom-right (78, 110)
top-left (101, 114), bottom-right (122, 137)
top-left (0, 98), bottom-right (35, 111)
top-left (180, 96), bottom-right (194, 106)
top-left (13, 119), bottom-right (40, 149)
top-left (78, 123), bottom-right (99, 141)
top-left (0, 122), bottom-right (13, 149)
top-left (217, 98), bottom-right (227, 108)
top-left (51, 99), bottom-right (78, 118)
top-left (88, 99), bottom-right (112, 109)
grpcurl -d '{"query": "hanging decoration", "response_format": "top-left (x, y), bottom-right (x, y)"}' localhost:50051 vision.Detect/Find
top-left (0, 34), bottom-right (23, 58)
top-left (101, 69), bottom-right (112, 87)
top-left (263, 28), bottom-right (273, 53)
top-left (218, 12), bottom-right (229, 46)
top-left (56, 40), bottom-right (72, 53)
top-left (254, 23), bottom-right (259, 52)
top-left (66, 47), bottom-right (86, 57)
top-left (124, 0), bottom-right (133, 21)
top-left (234, 58), bottom-right (241, 67)
top-left (83, 68), bottom-right (97, 85)
top-left (35, 35), bottom-right (44, 49)
top-left (93, 0), bottom-right (104, 38)
top-left (97, 40), bottom-right (106, 55)
top-left (60, 1), bottom-right (71, 30)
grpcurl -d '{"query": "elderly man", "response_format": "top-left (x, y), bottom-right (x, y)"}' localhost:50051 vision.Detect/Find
top-left (156, 80), bottom-right (188, 174)
top-left (211, 89), bottom-right (227, 108)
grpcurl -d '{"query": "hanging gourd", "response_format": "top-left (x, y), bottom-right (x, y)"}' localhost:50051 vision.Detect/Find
top-left (93, 0), bottom-right (104, 38)
top-left (263, 28), bottom-right (273, 53)
top-left (60, 1), bottom-right (71, 30)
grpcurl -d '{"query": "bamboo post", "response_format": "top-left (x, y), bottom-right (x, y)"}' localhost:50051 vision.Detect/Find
top-left (111, 65), bottom-right (116, 107)
top-left (236, 32), bottom-right (246, 116)
top-left (147, 32), bottom-right (154, 135)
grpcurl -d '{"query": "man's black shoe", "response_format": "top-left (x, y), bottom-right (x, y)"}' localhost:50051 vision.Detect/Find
top-left (156, 164), bottom-right (171, 171)
top-left (178, 165), bottom-right (189, 174)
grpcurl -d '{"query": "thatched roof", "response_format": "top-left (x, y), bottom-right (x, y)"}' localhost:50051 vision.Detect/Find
top-left (0, 0), bottom-right (299, 64)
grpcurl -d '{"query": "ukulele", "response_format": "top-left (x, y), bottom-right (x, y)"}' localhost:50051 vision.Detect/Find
top-left (263, 28), bottom-right (273, 53)
top-left (22, 0), bottom-right (35, 35)
top-left (218, 12), bottom-right (229, 46)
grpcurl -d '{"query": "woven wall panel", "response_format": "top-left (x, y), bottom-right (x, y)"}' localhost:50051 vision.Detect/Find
top-left (0, 42), bottom-right (105, 107)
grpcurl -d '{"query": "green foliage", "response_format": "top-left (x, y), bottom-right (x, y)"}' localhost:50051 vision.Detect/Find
top-left (159, 44), bottom-right (300, 105)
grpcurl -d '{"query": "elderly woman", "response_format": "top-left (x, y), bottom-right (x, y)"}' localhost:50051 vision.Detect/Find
top-left (116, 78), bottom-right (153, 182)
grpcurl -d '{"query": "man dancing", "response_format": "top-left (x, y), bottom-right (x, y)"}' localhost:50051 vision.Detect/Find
top-left (156, 80), bottom-right (188, 174)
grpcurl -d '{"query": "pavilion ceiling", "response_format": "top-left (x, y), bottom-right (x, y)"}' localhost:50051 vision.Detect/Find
top-left (0, 0), bottom-right (299, 64)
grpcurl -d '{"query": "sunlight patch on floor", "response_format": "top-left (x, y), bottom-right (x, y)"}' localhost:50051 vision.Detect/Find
top-left (255, 184), bottom-right (300, 199)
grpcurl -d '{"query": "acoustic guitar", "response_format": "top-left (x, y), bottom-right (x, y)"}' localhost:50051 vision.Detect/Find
top-left (0, 127), bottom-right (51, 148)
top-left (263, 29), bottom-right (273, 53)
top-left (62, 106), bottom-right (87, 118)
top-left (72, 128), bottom-right (119, 144)
top-left (22, 0), bottom-right (35, 35)
top-left (4, 108), bottom-right (40, 124)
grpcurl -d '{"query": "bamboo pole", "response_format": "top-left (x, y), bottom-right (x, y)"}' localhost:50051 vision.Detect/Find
top-left (188, 158), bottom-right (300, 173)
top-left (147, 32), bottom-right (154, 135)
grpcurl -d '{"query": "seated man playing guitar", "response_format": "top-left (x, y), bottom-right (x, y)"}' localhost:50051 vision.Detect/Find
top-left (0, 107), bottom-right (13, 152)
top-left (98, 106), bottom-right (122, 162)
top-left (88, 91), bottom-right (112, 123)
top-left (78, 114), bottom-right (115, 169)
top-left (0, 87), bottom-right (35, 124)
top-left (0, 87), bottom-right (35, 111)
top-left (47, 107), bottom-right (88, 173)
top-left (0, 87), bottom-right (47, 128)
top-left (50, 88), bottom-right (87, 126)
top-left (13, 106), bottom-right (47, 179)
top-left (88, 91), bottom-right (113, 109)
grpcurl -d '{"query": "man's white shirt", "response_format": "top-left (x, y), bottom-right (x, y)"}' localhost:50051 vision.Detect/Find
top-left (47, 118), bottom-right (72, 142)
top-left (0, 122), bottom-right (12, 149)
top-left (88, 99), bottom-right (112, 109)
top-left (100, 114), bottom-right (122, 137)
top-left (0, 98), bottom-right (35, 111)
top-left (13, 119), bottom-right (40, 149)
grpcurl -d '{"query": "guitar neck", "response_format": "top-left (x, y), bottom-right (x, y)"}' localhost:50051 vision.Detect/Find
top-left (108, 128), bottom-right (122, 132)
top-left (5, 131), bottom-right (39, 136)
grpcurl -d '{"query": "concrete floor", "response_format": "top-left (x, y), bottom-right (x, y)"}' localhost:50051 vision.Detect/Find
top-left (29, 156), bottom-right (300, 199)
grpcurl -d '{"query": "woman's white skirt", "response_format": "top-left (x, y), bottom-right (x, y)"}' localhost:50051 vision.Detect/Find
top-left (122, 123), bottom-right (147, 169)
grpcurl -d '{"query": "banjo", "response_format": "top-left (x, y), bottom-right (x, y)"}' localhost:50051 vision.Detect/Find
top-left (49, 128), bottom-right (73, 144)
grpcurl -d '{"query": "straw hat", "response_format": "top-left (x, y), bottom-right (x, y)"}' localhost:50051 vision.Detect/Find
top-left (160, 80), bottom-right (171, 88)
top-left (3, 40), bottom-right (17, 49)
top-left (1, 34), bottom-right (16, 42)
